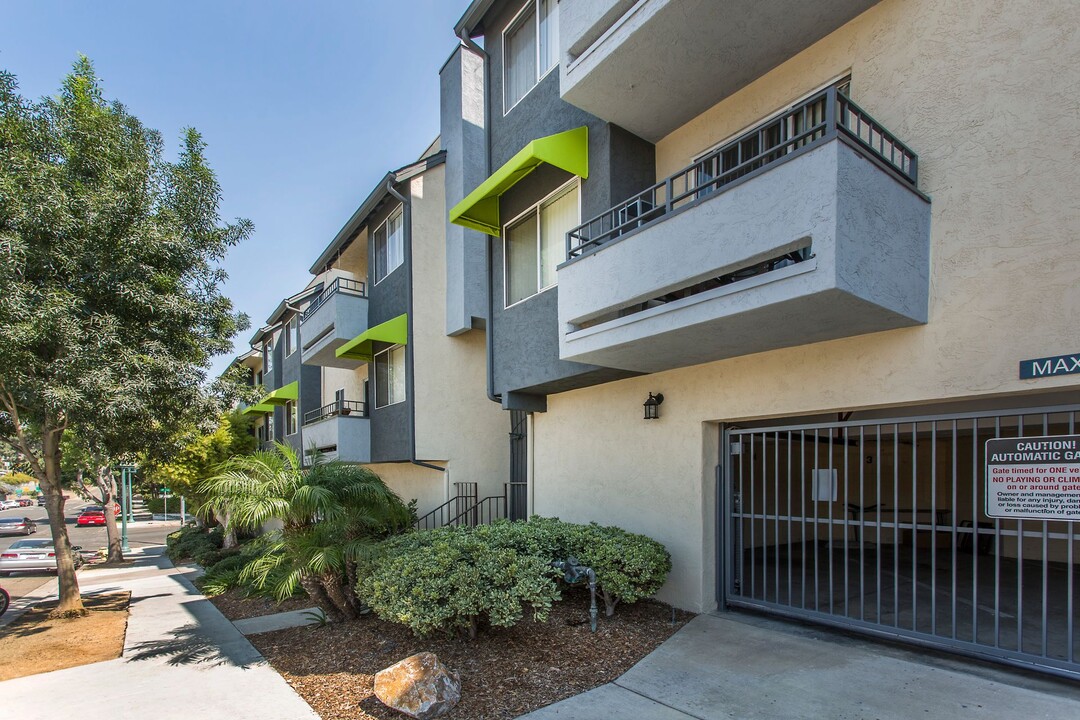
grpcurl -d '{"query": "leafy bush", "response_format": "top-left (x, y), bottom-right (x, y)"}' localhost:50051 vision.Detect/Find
top-left (357, 527), bottom-right (560, 638)
top-left (198, 553), bottom-right (249, 596)
top-left (166, 525), bottom-right (223, 563)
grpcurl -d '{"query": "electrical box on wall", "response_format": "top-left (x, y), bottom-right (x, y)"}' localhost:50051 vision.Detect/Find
top-left (812, 469), bottom-right (837, 502)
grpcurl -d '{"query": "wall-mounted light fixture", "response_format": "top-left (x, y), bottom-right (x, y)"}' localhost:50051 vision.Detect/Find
top-left (643, 392), bottom-right (664, 420)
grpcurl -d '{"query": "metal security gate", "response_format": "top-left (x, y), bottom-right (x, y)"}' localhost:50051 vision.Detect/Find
top-left (721, 405), bottom-right (1080, 678)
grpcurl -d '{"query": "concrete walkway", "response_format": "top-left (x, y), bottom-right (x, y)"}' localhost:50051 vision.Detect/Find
top-left (0, 547), bottom-right (318, 720)
top-left (521, 612), bottom-right (1080, 720)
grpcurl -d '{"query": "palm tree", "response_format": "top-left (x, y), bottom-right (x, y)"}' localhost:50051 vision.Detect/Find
top-left (200, 442), bottom-right (410, 620)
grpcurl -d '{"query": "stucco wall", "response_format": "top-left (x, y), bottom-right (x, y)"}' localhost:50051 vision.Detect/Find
top-left (367, 461), bottom-right (448, 518)
top-left (530, 0), bottom-right (1080, 612)
top-left (411, 166), bottom-right (510, 501)
top-left (320, 366), bottom-right (366, 407)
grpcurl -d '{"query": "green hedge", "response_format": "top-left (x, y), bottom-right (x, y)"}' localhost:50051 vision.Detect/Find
top-left (356, 518), bottom-right (671, 637)
top-left (165, 525), bottom-right (224, 565)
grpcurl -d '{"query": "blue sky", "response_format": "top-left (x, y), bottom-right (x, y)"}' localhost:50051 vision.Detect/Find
top-left (0, 0), bottom-right (470, 378)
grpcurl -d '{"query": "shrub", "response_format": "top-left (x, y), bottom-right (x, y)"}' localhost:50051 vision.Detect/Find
top-left (166, 525), bottom-right (223, 563)
top-left (198, 553), bottom-right (249, 596)
top-left (357, 527), bottom-right (560, 638)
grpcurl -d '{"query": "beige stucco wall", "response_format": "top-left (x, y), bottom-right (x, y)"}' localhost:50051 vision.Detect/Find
top-left (367, 461), bottom-right (448, 518)
top-left (410, 166), bottom-right (510, 504)
top-left (320, 366), bottom-right (367, 407)
top-left (533, 0), bottom-right (1080, 612)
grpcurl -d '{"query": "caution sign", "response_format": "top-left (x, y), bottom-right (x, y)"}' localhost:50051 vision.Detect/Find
top-left (985, 435), bottom-right (1080, 520)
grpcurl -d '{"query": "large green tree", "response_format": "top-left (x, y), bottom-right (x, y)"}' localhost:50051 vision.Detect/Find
top-left (0, 57), bottom-right (251, 615)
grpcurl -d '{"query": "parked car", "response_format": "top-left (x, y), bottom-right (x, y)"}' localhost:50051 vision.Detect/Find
top-left (36, 497), bottom-right (46, 507)
top-left (0, 499), bottom-right (20, 510)
top-left (17, 499), bottom-right (32, 508)
top-left (0, 517), bottom-right (36, 536)
top-left (81, 504), bottom-right (121, 516)
top-left (0, 539), bottom-right (84, 576)
top-left (76, 510), bottom-right (106, 526)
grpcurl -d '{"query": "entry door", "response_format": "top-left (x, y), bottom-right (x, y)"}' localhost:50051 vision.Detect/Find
top-left (722, 404), bottom-right (1080, 679)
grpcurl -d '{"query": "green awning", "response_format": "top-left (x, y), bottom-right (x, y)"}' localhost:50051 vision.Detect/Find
top-left (335, 314), bottom-right (408, 362)
top-left (241, 402), bottom-right (275, 416)
top-left (449, 126), bottom-right (589, 236)
top-left (260, 381), bottom-right (298, 406)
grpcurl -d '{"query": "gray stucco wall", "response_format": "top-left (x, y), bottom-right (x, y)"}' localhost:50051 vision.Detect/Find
top-left (441, 46), bottom-right (490, 336)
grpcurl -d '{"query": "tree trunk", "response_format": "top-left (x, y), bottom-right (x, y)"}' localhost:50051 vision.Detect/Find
top-left (300, 574), bottom-right (342, 621)
top-left (319, 573), bottom-right (357, 621)
top-left (214, 510), bottom-right (238, 549)
top-left (41, 426), bottom-right (85, 617)
top-left (601, 589), bottom-right (618, 617)
top-left (98, 466), bottom-right (124, 563)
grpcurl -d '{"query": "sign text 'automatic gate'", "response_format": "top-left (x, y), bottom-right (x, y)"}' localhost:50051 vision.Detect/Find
top-left (985, 434), bottom-right (1080, 520)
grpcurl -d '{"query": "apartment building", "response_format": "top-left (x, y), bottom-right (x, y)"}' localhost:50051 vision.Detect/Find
top-left (445, 0), bottom-right (1080, 678)
top-left (244, 142), bottom-right (508, 522)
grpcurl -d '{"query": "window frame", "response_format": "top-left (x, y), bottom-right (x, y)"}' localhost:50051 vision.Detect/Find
top-left (373, 344), bottom-right (407, 409)
top-left (502, 0), bottom-right (560, 115)
top-left (502, 179), bottom-right (580, 309)
top-left (267, 413), bottom-right (275, 441)
top-left (285, 400), bottom-right (298, 436)
top-left (264, 335), bottom-right (274, 374)
top-left (284, 316), bottom-right (298, 357)
top-left (373, 204), bottom-right (405, 285)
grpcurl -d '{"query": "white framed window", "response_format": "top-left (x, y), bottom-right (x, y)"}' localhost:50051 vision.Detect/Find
top-left (373, 205), bottom-right (404, 283)
top-left (285, 400), bottom-right (298, 436)
top-left (503, 0), bottom-right (559, 113)
top-left (374, 345), bottom-right (406, 408)
top-left (264, 336), bottom-right (274, 374)
top-left (284, 316), bottom-right (298, 357)
top-left (504, 181), bottom-right (579, 307)
top-left (267, 413), bottom-right (275, 440)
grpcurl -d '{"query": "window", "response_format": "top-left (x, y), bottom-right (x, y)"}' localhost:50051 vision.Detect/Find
top-left (503, 0), bottom-right (559, 111)
top-left (284, 316), bottom-right (298, 357)
top-left (374, 205), bottom-right (404, 283)
top-left (374, 345), bottom-right (406, 408)
top-left (257, 423), bottom-right (265, 443)
top-left (267, 413), bottom-right (275, 440)
top-left (504, 182), bottom-right (579, 306)
top-left (264, 333), bottom-right (275, 374)
top-left (285, 400), bottom-right (298, 435)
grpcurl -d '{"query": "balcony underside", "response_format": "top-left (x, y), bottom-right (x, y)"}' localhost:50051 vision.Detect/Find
top-left (300, 291), bottom-right (369, 369)
top-left (557, 139), bottom-right (930, 374)
top-left (560, 0), bottom-right (879, 142)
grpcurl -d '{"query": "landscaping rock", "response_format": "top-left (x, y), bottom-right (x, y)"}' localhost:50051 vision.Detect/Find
top-left (374, 652), bottom-right (461, 719)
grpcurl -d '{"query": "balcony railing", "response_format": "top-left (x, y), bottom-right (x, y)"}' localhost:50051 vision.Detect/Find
top-left (302, 399), bottom-right (367, 425)
top-left (300, 277), bottom-right (367, 323)
top-left (566, 86), bottom-right (918, 259)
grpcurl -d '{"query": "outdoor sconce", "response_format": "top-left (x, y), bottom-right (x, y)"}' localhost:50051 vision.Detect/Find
top-left (643, 392), bottom-right (664, 420)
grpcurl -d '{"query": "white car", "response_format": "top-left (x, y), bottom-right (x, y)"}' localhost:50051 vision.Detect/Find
top-left (0, 538), bottom-right (84, 575)
top-left (0, 499), bottom-right (21, 510)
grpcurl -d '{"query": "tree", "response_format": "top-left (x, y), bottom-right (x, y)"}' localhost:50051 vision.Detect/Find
top-left (144, 409), bottom-right (257, 547)
top-left (0, 57), bottom-right (251, 615)
top-left (202, 444), bottom-right (411, 620)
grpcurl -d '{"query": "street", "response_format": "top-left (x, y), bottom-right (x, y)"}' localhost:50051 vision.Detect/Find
top-left (0, 501), bottom-right (177, 604)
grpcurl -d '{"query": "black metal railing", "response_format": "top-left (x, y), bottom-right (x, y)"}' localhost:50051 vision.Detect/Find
top-left (413, 482), bottom-right (479, 531)
top-left (413, 482), bottom-right (522, 530)
top-left (300, 277), bottom-right (367, 323)
top-left (566, 86), bottom-right (918, 259)
top-left (302, 399), bottom-right (366, 425)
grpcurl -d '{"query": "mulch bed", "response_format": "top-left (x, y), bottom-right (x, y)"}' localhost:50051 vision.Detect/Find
top-left (249, 587), bottom-right (694, 720)
top-left (208, 587), bottom-right (316, 621)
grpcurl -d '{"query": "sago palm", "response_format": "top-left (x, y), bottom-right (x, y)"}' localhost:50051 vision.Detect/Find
top-left (201, 442), bottom-right (410, 619)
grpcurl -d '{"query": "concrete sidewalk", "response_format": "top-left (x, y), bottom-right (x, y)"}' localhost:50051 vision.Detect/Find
top-left (0, 547), bottom-right (318, 720)
top-left (522, 612), bottom-right (1080, 720)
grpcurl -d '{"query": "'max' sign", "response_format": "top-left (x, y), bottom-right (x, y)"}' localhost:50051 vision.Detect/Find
top-left (1019, 353), bottom-right (1080, 380)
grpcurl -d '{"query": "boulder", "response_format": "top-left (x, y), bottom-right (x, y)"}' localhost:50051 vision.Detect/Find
top-left (374, 652), bottom-right (461, 719)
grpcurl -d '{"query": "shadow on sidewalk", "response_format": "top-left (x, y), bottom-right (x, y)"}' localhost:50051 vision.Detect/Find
top-left (127, 622), bottom-right (253, 668)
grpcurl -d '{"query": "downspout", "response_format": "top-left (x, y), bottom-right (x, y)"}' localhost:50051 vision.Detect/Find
top-left (457, 31), bottom-right (500, 406)
top-left (386, 179), bottom-right (445, 473)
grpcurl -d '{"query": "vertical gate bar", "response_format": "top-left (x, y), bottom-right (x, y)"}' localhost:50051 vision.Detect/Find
top-left (815, 428), bottom-right (821, 611)
top-left (931, 421), bottom-right (937, 638)
top-left (972, 417), bottom-right (980, 644)
top-left (1070, 411), bottom-right (1076, 663)
top-left (801, 430), bottom-right (807, 610)
top-left (738, 434), bottom-right (745, 598)
top-left (859, 425), bottom-right (866, 621)
top-left (750, 433), bottom-right (756, 600)
top-left (894, 423), bottom-right (900, 627)
top-left (843, 426), bottom-right (850, 620)
top-left (775, 431), bottom-right (781, 605)
top-left (876, 424), bottom-right (882, 625)
top-left (951, 419), bottom-right (958, 640)
top-left (912, 421), bottom-right (919, 632)
top-left (787, 431), bottom-right (793, 607)
top-left (1042, 412), bottom-right (1049, 658)
top-left (1017, 414), bottom-right (1024, 653)
top-left (762, 432), bottom-right (769, 602)
top-left (994, 415), bottom-right (1002, 648)
top-left (829, 429), bottom-right (835, 615)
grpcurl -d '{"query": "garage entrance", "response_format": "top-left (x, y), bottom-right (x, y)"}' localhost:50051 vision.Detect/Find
top-left (721, 404), bottom-right (1080, 678)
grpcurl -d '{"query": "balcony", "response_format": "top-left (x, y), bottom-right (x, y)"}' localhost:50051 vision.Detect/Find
top-left (559, 0), bottom-right (880, 141)
top-left (299, 278), bottom-right (369, 368)
top-left (557, 88), bottom-right (930, 374)
top-left (302, 400), bottom-right (370, 464)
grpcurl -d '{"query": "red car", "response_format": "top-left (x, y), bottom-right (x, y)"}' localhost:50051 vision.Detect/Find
top-left (76, 510), bottom-right (106, 526)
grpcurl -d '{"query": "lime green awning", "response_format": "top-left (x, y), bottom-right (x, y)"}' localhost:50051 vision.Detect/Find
top-left (260, 381), bottom-right (298, 406)
top-left (449, 126), bottom-right (589, 236)
top-left (335, 314), bottom-right (408, 362)
top-left (241, 402), bottom-right (275, 416)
